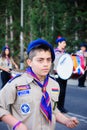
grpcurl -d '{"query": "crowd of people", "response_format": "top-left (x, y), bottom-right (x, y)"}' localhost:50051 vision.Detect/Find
top-left (0, 37), bottom-right (86, 130)
top-left (52, 37), bottom-right (87, 114)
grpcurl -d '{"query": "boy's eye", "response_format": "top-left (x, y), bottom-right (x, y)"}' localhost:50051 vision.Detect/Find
top-left (47, 58), bottom-right (52, 62)
top-left (37, 59), bottom-right (43, 62)
top-left (37, 58), bottom-right (52, 63)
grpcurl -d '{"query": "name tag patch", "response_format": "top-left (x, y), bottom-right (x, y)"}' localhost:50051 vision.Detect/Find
top-left (17, 85), bottom-right (30, 96)
top-left (21, 103), bottom-right (30, 114)
top-left (17, 90), bottom-right (30, 96)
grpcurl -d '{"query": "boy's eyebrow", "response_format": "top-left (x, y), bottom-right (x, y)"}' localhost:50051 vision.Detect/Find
top-left (36, 57), bottom-right (52, 60)
top-left (36, 57), bottom-right (44, 59)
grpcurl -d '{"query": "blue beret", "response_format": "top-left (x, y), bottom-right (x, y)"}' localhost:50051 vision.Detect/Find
top-left (2, 45), bottom-right (10, 51)
top-left (56, 36), bottom-right (66, 44)
top-left (27, 38), bottom-right (55, 62)
top-left (80, 43), bottom-right (87, 48)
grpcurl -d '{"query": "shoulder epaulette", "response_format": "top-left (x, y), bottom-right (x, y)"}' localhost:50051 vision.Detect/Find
top-left (8, 74), bottom-right (21, 83)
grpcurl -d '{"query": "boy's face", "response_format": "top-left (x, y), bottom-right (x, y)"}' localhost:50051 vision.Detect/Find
top-left (81, 46), bottom-right (86, 52)
top-left (27, 50), bottom-right (52, 80)
top-left (58, 41), bottom-right (66, 50)
top-left (5, 49), bottom-right (10, 55)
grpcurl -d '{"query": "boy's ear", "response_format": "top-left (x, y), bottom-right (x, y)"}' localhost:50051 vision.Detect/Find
top-left (27, 59), bottom-right (32, 67)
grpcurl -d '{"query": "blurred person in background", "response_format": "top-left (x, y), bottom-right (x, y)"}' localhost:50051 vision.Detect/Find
top-left (0, 45), bottom-right (19, 88)
top-left (76, 43), bottom-right (87, 87)
top-left (53, 36), bottom-right (68, 113)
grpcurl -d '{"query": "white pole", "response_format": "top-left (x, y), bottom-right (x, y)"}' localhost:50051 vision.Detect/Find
top-left (20, 0), bottom-right (24, 70)
top-left (10, 15), bottom-right (13, 42)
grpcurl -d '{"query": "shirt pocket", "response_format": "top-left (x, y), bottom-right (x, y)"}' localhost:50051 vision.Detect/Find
top-left (14, 85), bottom-right (34, 117)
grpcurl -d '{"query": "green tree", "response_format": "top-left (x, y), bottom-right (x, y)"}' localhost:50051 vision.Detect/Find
top-left (0, 0), bottom-right (87, 63)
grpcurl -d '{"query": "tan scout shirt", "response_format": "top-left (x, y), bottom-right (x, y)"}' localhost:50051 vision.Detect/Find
top-left (0, 72), bottom-right (60, 130)
top-left (0, 57), bottom-right (14, 71)
top-left (53, 49), bottom-right (64, 72)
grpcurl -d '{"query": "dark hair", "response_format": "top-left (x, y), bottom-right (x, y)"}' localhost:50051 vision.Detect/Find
top-left (80, 43), bottom-right (87, 49)
top-left (28, 44), bottom-right (52, 60)
top-left (56, 36), bottom-right (66, 44)
top-left (1, 49), bottom-right (11, 58)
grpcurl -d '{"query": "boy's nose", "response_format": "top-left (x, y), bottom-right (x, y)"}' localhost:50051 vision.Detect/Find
top-left (43, 60), bottom-right (50, 66)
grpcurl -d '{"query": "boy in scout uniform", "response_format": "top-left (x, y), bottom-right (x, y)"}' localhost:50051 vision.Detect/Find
top-left (53, 36), bottom-right (68, 113)
top-left (76, 43), bottom-right (87, 87)
top-left (0, 38), bottom-right (79, 130)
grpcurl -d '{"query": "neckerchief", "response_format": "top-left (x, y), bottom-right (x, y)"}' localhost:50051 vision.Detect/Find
top-left (26, 67), bottom-right (52, 123)
top-left (54, 48), bottom-right (65, 53)
top-left (6, 56), bottom-right (10, 66)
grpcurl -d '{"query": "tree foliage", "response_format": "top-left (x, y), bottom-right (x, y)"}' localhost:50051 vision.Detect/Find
top-left (0, 0), bottom-right (87, 62)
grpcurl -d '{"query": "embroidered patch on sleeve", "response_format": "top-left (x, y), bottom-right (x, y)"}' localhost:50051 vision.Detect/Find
top-left (21, 103), bottom-right (30, 114)
top-left (51, 88), bottom-right (59, 94)
top-left (17, 85), bottom-right (30, 90)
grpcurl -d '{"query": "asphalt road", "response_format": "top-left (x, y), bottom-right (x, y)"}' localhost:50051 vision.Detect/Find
top-left (55, 83), bottom-right (87, 130)
top-left (0, 73), bottom-right (87, 130)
